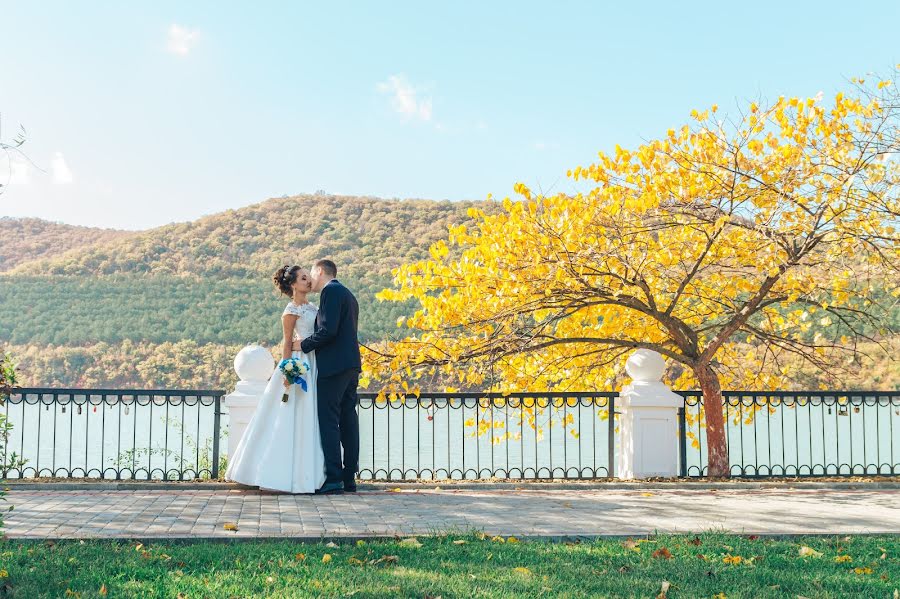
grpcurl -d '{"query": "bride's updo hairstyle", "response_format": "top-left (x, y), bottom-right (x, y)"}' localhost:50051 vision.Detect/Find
top-left (274, 265), bottom-right (301, 297)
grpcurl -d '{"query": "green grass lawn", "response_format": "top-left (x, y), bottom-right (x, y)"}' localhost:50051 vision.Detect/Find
top-left (0, 533), bottom-right (897, 598)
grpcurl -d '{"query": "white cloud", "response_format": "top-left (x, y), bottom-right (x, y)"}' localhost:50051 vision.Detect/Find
top-left (167, 24), bottom-right (199, 56)
top-left (377, 74), bottom-right (433, 121)
top-left (51, 152), bottom-right (73, 184)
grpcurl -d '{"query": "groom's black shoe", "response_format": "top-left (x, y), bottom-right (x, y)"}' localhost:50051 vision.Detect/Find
top-left (343, 480), bottom-right (358, 493)
top-left (315, 482), bottom-right (345, 495)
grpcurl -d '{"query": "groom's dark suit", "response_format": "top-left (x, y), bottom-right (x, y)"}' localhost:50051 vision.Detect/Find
top-left (300, 279), bottom-right (361, 488)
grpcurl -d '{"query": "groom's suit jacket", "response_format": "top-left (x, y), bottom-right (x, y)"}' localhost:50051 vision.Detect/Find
top-left (300, 279), bottom-right (362, 378)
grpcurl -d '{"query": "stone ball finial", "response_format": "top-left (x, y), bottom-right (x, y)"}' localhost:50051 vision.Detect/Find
top-left (234, 344), bottom-right (275, 383)
top-left (625, 349), bottom-right (666, 383)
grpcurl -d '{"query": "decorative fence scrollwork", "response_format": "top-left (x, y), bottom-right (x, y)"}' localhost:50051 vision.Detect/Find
top-left (0, 388), bottom-right (225, 480)
top-left (356, 392), bottom-right (618, 481)
top-left (3, 386), bottom-right (898, 481)
top-left (678, 391), bottom-right (900, 477)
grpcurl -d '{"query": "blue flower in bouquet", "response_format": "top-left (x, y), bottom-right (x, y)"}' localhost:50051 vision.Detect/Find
top-left (278, 358), bottom-right (310, 402)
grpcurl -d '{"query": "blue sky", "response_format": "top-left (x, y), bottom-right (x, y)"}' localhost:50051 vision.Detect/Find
top-left (1, 1), bottom-right (898, 229)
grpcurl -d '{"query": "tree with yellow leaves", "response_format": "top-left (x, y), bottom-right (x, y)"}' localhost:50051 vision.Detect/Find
top-left (369, 69), bottom-right (900, 477)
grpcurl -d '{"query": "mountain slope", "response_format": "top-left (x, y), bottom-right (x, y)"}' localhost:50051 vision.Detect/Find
top-left (11, 194), bottom-right (487, 279)
top-left (2, 196), bottom-right (494, 373)
top-left (3, 194), bottom-right (898, 391)
top-left (0, 217), bottom-right (130, 272)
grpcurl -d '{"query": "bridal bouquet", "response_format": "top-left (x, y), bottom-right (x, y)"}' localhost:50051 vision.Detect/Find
top-left (278, 358), bottom-right (310, 403)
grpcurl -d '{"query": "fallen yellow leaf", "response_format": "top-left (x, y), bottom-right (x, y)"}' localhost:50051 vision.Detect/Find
top-left (399, 537), bottom-right (423, 548)
top-left (834, 555), bottom-right (852, 563)
top-left (853, 566), bottom-right (873, 575)
top-left (513, 567), bottom-right (532, 575)
top-left (507, 536), bottom-right (520, 544)
top-left (452, 540), bottom-right (467, 545)
top-left (322, 553), bottom-right (332, 564)
top-left (294, 552), bottom-right (306, 561)
top-left (223, 522), bottom-right (239, 531)
top-left (641, 492), bottom-right (655, 497)
top-left (722, 555), bottom-right (743, 565)
top-left (491, 536), bottom-right (506, 543)
top-left (798, 546), bottom-right (823, 558)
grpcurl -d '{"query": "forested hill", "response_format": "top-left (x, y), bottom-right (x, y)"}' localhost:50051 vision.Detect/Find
top-left (2, 194), bottom-right (899, 390)
top-left (0, 216), bottom-right (130, 272)
top-left (1, 195), bottom-right (493, 387)
top-left (9, 194), bottom-right (484, 278)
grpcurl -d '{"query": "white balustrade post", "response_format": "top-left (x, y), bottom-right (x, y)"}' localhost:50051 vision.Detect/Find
top-left (223, 345), bottom-right (274, 459)
top-left (617, 349), bottom-right (684, 479)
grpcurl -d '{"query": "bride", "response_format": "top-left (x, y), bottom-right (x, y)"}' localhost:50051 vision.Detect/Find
top-left (225, 265), bottom-right (326, 493)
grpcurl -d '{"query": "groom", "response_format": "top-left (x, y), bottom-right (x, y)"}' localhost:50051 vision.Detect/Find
top-left (295, 259), bottom-right (361, 494)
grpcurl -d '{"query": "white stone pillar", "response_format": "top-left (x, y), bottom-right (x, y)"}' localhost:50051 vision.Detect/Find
top-left (617, 349), bottom-right (684, 479)
top-left (223, 345), bottom-right (275, 458)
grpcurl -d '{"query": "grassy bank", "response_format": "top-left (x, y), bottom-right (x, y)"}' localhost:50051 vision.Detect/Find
top-left (0, 533), bottom-right (897, 598)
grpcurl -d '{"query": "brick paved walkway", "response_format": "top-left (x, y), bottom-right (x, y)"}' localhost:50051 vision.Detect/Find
top-left (4, 487), bottom-right (899, 540)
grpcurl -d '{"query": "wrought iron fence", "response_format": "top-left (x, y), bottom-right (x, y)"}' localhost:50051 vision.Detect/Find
top-left (4, 386), bottom-right (899, 482)
top-left (679, 391), bottom-right (900, 477)
top-left (356, 392), bottom-right (617, 480)
top-left (0, 388), bottom-right (225, 480)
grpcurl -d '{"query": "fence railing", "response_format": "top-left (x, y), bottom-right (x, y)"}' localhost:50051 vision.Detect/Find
top-left (356, 392), bottom-right (617, 480)
top-left (679, 391), bottom-right (900, 477)
top-left (3, 386), bottom-right (899, 481)
top-left (0, 388), bottom-right (225, 480)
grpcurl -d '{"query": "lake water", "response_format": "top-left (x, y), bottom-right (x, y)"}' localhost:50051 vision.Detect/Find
top-left (2, 392), bottom-right (898, 479)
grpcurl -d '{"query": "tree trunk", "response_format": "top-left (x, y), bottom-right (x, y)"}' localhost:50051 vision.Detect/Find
top-left (696, 363), bottom-right (730, 478)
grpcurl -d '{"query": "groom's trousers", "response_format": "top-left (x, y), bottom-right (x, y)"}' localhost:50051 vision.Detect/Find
top-left (317, 368), bottom-right (360, 486)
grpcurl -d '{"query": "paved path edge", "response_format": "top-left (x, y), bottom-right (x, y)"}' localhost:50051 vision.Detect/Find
top-left (4, 480), bottom-right (900, 491)
top-left (5, 531), bottom-right (900, 544)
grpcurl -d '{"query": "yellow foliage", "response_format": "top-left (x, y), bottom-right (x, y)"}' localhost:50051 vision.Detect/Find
top-left (364, 70), bottom-right (900, 462)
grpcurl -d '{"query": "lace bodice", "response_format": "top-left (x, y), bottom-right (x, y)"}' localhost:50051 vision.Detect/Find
top-left (283, 302), bottom-right (318, 340)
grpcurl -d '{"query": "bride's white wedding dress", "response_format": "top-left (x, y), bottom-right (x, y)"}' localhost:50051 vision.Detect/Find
top-left (225, 301), bottom-right (326, 493)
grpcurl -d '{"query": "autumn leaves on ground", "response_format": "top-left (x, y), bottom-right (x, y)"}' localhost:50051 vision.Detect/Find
top-left (0, 533), bottom-right (897, 598)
